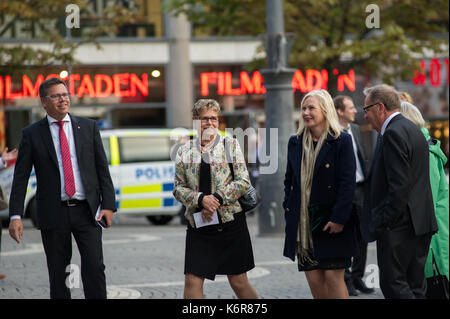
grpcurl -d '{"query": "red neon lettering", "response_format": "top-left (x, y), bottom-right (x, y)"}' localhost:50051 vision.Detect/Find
top-left (292, 70), bottom-right (307, 92)
top-left (200, 72), bottom-right (217, 96)
top-left (77, 74), bottom-right (96, 98)
top-left (129, 73), bottom-right (149, 96)
top-left (23, 75), bottom-right (44, 98)
top-left (113, 73), bottom-right (131, 97)
top-left (306, 69), bottom-right (322, 91)
top-left (0, 77), bottom-right (3, 99)
top-left (413, 60), bottom-right (426, 86)
top-left (321, 70), bottom-right (328, 90)
top-left (337, 70), bottom-right (355, 92)
top-left (446, 59), bottom-right (449, 85)
top-left (218, 72), bottom-right (226, 95)
top-left (95, 74), bottom-right (113, 98)
top-left (69, 74), bottom-right (80, 96)
top-left (5, 76), bottom-right (22, 99)
top-left (430, 58), bottom-right (441, 87)
top-left (224, 72), bottom-right (240, 95)
top-left (240, 71), bottom-right (266, 94)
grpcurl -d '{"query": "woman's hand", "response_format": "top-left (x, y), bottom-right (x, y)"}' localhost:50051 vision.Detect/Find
top-left (201, 208), bottom-right (215, 223)
top-left (202, 195), bottom-right (220, 213)
top-left (323, 221), bottom-right (344, 234)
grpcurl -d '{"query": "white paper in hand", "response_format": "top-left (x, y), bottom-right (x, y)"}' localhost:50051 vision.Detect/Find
top-left (193, 211), bottom-right (219, 228)
top-left (95, 205), bottom-right (106, 229)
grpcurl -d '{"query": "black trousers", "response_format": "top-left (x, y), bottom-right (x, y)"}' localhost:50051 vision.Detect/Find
top-left (345, 237), bottom-right (368, 281)
top-left (345, 185), bottom-right (368, 282)
top-left (377, 226), bottom-right (432, 299)
top-left (40, 201), bottom-right (106, 299)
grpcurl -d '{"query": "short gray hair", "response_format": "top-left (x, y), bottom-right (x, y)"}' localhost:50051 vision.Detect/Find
top-left (363, 84), bottom-right (400, 111)
top-left (192, 99), bottom-right (221, 117)
top-left (400, 101), bottom-right (425, 128)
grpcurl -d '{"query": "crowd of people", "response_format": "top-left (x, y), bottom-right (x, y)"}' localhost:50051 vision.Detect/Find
top-left (1, 77), bottom-right (448, 300)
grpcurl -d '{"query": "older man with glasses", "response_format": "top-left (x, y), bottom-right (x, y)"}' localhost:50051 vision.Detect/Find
top-left (361, 84), bottom-right (438, 299)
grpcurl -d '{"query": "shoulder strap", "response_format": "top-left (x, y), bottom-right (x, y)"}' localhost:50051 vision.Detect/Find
top-left (430, 248), bottom-right (442, 277)
top-left (224, 138), bottom-right (235, 180)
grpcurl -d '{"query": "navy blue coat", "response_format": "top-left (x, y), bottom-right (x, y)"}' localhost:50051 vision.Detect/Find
top-left (282, 132), bottom-right (359, 261)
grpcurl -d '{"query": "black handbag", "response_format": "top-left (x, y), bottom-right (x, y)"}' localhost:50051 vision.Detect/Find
top-left (426, 248), bottom-right (449, 299)
top-left (308, 202), bottom-right (333, 234)
top-left (224, 139), bottom-right (261, 213)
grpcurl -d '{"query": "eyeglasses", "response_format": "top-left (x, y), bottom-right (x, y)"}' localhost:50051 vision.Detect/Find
top-left (45, 93), bottom-right (70, 100)
top-left (363, 102), bottom-right (379, 114)
top-left (199, 116), bottom-right (218, 123)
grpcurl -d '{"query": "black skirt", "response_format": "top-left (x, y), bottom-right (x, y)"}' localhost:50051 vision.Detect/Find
top-left (297, 256), bottom-right (351, 272)
top-left (184, 211), bottom-right (255, 280)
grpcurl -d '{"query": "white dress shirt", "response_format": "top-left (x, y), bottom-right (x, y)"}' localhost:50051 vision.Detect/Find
top-left (381, 112), bottom-right (401, 136)
top-left (47, 114), bottom-right (86, 201)
top-left (341, 124), bottom-right (364, 183)
top-left (11, 114), bottom-right (86, 221)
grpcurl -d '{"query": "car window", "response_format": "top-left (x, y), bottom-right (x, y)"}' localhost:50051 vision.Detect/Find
top-left (119, 136), bottom-right (171, 163)
top-left (102, 137), bottom-right (111, 164)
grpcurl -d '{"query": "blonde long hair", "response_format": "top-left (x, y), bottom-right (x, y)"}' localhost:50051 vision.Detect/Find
top-left (400, 101), bottom-right (425, 128)
top-left (297, 89), bottom-right (341, 138)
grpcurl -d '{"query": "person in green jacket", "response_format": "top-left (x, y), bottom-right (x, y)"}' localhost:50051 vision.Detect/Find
top-left (399, 101), bottom-right (449, 282)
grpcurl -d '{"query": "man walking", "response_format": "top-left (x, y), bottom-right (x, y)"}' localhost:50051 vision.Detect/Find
top-left (334, 95), bottom-right (374, 296)
top-left (362, 84), bottom-right (437, 299)
top-left (8, 77), bottom-right (116, 299)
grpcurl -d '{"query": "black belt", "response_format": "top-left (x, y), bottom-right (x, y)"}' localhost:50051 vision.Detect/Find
top-left (61, 199), bottom-right (87, 207)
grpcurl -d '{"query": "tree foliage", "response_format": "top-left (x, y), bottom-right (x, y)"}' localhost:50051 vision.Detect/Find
top-left (164, 0), bottom-right (449, 84)
top-left (0, 0), bottom-right (140, 70)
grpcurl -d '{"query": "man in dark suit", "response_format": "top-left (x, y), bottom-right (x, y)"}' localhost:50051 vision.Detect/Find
top-left (8, 77), bottom-right (116, 299)
top-left (334, 95), bottom-right (374, 296)
top-left (362, 84), bottom-right (438, 299)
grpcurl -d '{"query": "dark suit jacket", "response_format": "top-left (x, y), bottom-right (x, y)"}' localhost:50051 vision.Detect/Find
top-left (361, 114), bottom-right (438, 242)
top-left (9, 114), bottom-right (116, 230)
top-left (282, 132), bottom-right (358, 261)
top-left (350, 123), bottom-right (369, 179)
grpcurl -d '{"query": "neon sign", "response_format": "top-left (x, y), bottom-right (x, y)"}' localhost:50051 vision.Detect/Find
top-left (200, 69), bottom-right (356, 96)
top-left (0, 73), bottom-right (149, 100)
top-left (413, 58), bottom-right (449, 87)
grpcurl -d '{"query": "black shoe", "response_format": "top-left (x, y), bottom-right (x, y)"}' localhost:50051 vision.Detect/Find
top-left (345, 279), bottom-right (358, 296)
top-left (353, 278), bottom-right (375, 294)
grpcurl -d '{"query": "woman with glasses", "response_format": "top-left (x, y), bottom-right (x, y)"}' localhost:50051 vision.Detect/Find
top-left (173, 99), bottom-right (258, 299)
top-left (283, 90), bottom-right (359, 298)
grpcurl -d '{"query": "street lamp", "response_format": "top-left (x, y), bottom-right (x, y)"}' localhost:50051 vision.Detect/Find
top-left (258, 0), bottom-right (296, 236)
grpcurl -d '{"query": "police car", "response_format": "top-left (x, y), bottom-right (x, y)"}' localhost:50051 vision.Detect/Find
top-left (0, 128), bottom-right (204, 227)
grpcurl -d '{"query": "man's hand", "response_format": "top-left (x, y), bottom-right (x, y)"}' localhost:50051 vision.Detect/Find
top-left (322, 221), bottom-right (344, 234)
top-left (1, 147), bottom-right (18, 164)
top-left (202, 195), bottom-right (220, 213)
top-left (96, 209), bottom-right (114, 228)
top-left (9, 219), bottom-right (23, 243)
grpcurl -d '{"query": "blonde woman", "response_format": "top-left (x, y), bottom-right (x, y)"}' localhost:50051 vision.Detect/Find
top-left (283, 90), bottom-right (358, 298)
top-left (173, 99), bottom-right (258, 299)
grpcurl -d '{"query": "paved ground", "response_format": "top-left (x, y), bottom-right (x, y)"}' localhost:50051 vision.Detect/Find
top-left (0, 213), bottom-right (383, 299)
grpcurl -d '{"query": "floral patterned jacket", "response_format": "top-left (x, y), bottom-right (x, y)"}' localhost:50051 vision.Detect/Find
top-left (173, 135), bottom-right (251, 228)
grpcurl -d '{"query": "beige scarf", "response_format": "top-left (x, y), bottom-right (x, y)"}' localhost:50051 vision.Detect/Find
top-left (297, 129), bottom-right (327, 267)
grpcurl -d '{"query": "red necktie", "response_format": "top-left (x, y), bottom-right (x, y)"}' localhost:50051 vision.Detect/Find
top-left (57, 121), bottom-right (76, 198)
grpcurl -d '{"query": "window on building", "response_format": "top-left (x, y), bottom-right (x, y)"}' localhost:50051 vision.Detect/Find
top-left (119, 135), bottom-right (171, 163)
